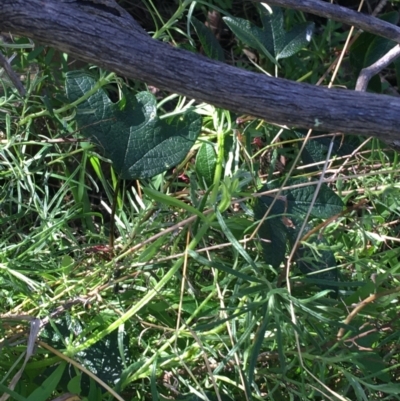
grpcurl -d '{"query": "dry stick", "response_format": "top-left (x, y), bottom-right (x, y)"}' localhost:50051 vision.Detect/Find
top-left (300, 198), bottom-right (369, 244)
top-left (356, 44), bottom-right (400, 91)
top-left (316, 0), bottom-right (389, 86)
top-left (337, 286), bottom-right (400, 340)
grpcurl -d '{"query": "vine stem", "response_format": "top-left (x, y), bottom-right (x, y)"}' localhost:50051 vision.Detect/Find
top-left (109, 177), bottom-right (121, 249)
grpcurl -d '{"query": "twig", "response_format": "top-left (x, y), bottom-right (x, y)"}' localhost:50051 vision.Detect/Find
top-left (316, 0), bottom-right (390, 86)
top-left (337, 285), bottom-right (400, 340)
top-left (356, 44), bottom-right (400, 91)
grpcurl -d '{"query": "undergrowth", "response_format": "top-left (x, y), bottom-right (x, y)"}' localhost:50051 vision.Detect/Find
top-left (1, 1), bottom-right (400, 401)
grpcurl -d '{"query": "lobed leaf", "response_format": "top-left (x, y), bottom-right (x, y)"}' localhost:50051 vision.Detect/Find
top-left (65, 71), bottom-right (201, 179)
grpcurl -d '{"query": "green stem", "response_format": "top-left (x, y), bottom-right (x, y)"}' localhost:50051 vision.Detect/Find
top-left (109, 178), bottom-right (121, 249)
top-left (20, 72), bottom-right (115, 125)
top-left (152, 0), bottom-right (193, 40)
top-left (210, 110), bottom-right (229, 205)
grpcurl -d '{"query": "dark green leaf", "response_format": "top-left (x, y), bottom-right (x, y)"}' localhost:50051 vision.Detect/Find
top-left (191, 17), bottom-right (225, 61)
top-left (254, 194), bottom-right (287, 269)
top-left (27, 362), bottom-right (66, 401)
top-left (278, 22), bottom-right (314, 60)
top-left (223, 16), bottom-right (276, 64)
top-left (294, 130), bottom-right (357, 172)
top-left (255, 179), bottom-right (343, 271)
top-left (195, 142), bottom-right (217, 187)
top-left (40, 316), bottom-right (133, 396)
top-left (224, 6), bottom-right (313, 62)
top-left (364, 36), bottom-right (397, 68)
top-left (356, 352), bottom-right (391, 382)
top-left (65, 71), bottom-right (201, 179)
top-left (265, 178), bottom-right (343, 219)
top-left (295, 241), bottom-right (338, 296)
top-left (269, 7), bottom-right (285, 55)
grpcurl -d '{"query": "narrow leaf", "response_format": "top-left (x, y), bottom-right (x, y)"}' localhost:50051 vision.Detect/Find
top-left (191, 17), bottom-right (225, 62)
top-left (27, 362), bottom-right (66, 401)
top-left (195, 142), bottom-right (217, 188)
top-left (188, 250), bottom-right (264, 283)
top-left (143, 187), bottom-right (207, 221)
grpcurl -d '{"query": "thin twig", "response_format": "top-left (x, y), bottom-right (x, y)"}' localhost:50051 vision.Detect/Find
top-left (356, 44), bottom-right (400, 91)
top-left (337, 285), bottom-right (400, 340)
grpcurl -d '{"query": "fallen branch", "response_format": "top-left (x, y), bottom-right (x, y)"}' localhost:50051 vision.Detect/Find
top-left (1, 0), bottom-right (400, 144)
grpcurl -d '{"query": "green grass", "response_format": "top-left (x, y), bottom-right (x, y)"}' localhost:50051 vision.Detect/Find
top-left (1, 1), bottom-right (400, 401)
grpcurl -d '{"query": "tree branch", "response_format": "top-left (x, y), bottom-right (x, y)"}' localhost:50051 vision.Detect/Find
top-left (356, 44), bottom-right (400, 91)
top-left (252, 0), bottom-right (400, 44)
top-left (1, 0), bottom-right (400, 144)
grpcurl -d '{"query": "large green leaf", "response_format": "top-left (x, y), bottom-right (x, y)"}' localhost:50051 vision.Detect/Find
top-left (277, 22), bottom-right (314, 60)
top-left (40, 315), bottom-right (133, 396)
top-left (65, 71), bottom-right (201, 179)
top-left (355, 352), bottom-right (391, 382)
top-left (224, 6), bottom-right (313, 62)
top-left (294, 241), bottom-right (339, 296)
top-left (223, 15), bottom-right (276, 64)
top-left (265, 177), bottom-right (343, 219)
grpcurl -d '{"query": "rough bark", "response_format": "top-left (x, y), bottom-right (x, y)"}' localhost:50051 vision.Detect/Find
top-left (1, 0), bottom-right (400, 144)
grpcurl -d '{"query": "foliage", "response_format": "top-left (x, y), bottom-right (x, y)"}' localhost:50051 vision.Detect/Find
top-left (349, 10), bottom-right (399, 92)
top-left (224, 5), bottom-right (314, 64)
top-left (65, 71), bottom-right (202, 180)
top-left (1, 1), bottom-right (400, 401)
